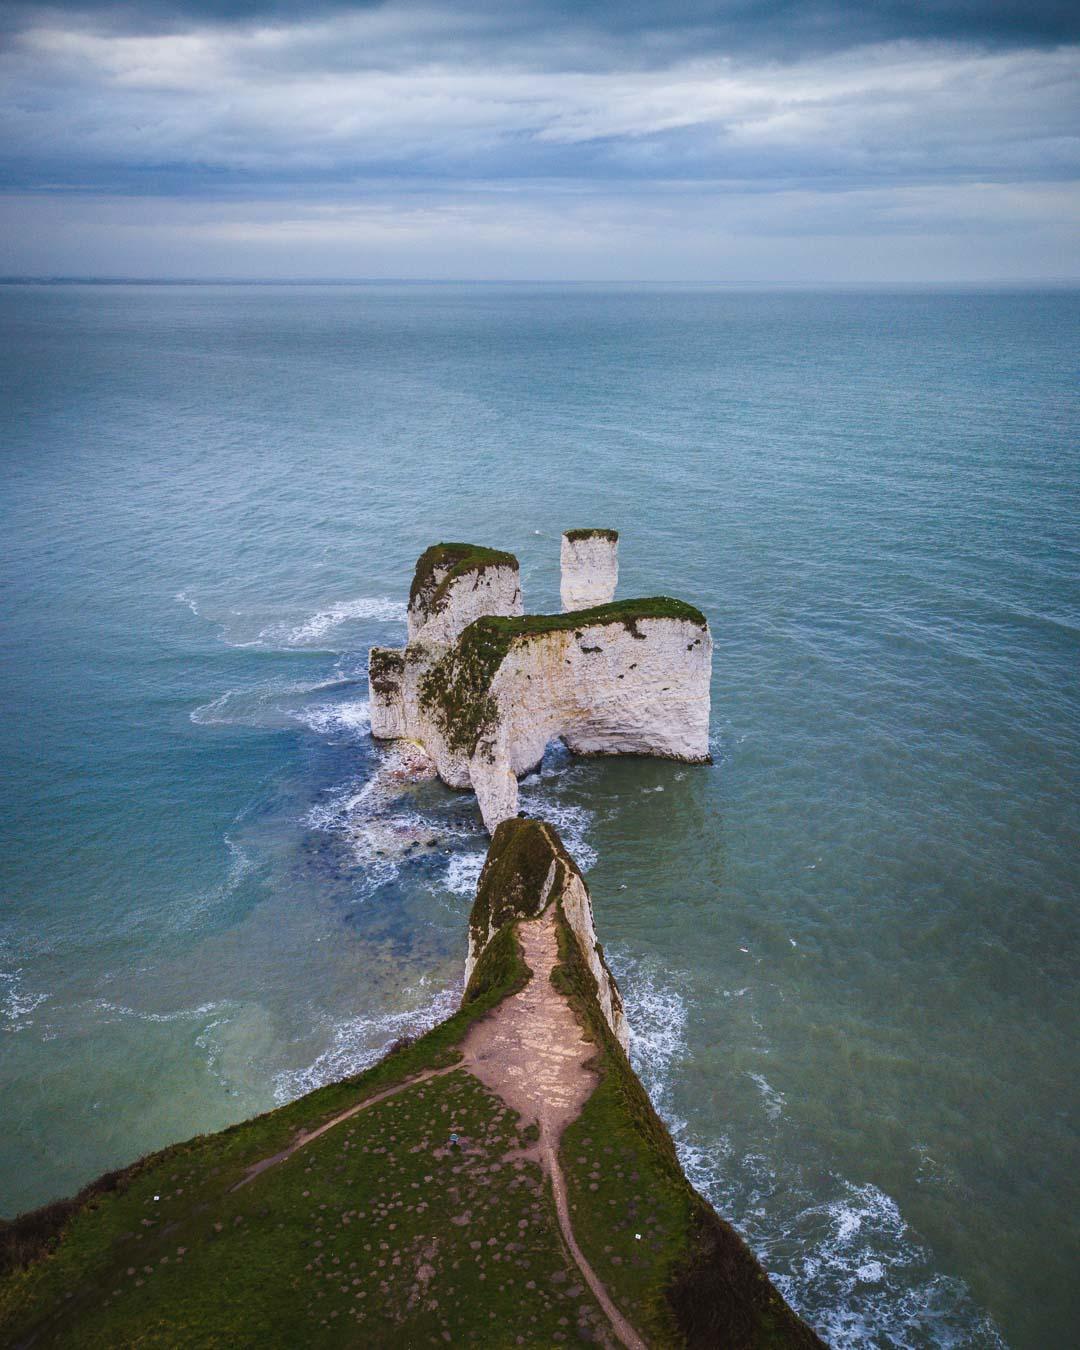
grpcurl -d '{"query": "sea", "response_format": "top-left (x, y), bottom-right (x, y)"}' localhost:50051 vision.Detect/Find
top-left (1, 282), bottom-right (1077, 1347)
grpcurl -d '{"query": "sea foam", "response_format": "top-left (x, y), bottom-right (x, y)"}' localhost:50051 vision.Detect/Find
top-left (272, 984), bottom-right (458, 1103)
top-left (609, 952), bottom-right (1006, 1349)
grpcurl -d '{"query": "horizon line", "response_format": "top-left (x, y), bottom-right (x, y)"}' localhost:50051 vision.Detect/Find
top-left (3, 275), bottom-right (1080, 289)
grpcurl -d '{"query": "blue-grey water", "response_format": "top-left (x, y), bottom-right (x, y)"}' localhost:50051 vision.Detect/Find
top-left (1, 283), bottom-right (1077, 1348)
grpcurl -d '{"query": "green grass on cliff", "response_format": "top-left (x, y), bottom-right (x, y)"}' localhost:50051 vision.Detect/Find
top-left (551, 900), bottom-right (825, 1350)
top-left (563, 528), bottom-right (619, 543)
top-left (1, 820), bottom-right (820, 1350)
top-left (0, 935), bottom-right (537, 1349)
top-left (419, 597), bottom-right (708, 756)
top-left (407, 542), bottom-right (519, 623)
top-left (1, 1064), bottom-right (615, 1349)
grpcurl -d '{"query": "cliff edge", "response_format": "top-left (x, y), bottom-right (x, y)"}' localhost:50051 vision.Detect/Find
top-left (0, 821), bottom-right (823, 1350)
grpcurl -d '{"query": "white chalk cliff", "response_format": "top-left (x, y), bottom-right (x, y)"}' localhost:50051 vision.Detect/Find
top-left (463, 817), bottom-right (629, 1049)
top-left (369, 530), bottom-right (712, 832)
top-left (560, 529), bottom-right (618, 611)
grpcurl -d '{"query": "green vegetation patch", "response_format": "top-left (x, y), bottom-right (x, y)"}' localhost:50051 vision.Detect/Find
top-left (367, 646), bottom-right (404, 695)
top-left (419, 597), bottom-right (708, 755)
top-left (1, 1066), bottom-right (614, 1348)
top-left (0, 923), bottom-right (533, 1345)
top-left (552, 902), bottom-right (825, 1350)
top-left (408, 542), bottom-right (518, 625)
top-left (564, 528), bottom-right (619, 543)
top-left (468, 819), bottom-right (578, 957)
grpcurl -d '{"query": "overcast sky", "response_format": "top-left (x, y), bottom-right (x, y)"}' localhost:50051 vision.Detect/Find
top-left (1, 0), bottom-right (1077, 280)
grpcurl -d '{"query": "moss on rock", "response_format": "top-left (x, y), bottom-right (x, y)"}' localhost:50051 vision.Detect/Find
top-left (468, 818), bottom-right (577, 956)
top-left (408, 542), bottom-right (518, 626)
top-left (367, 646), bottom-right (404, 694)
top-left (419, 597), bottom-right (708, 756)
top-left (564, 527), bottom-right (619, 543)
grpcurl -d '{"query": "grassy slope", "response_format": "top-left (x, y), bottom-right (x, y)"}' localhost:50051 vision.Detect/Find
top-left (0, 934), bottom-right (539, 1348)
top-left (1, 825), bottom-right (822, 1350)
top-left (550, 904), bottom-right (825, 1350)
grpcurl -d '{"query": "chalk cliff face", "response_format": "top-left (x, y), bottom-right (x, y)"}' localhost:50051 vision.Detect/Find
top-left (367, 646), bottom-right (408, 739)
top-left (560, 529), bottom-right (619, 611)
top-left (464, 817), bottom-right (629, 1049)
top-left (370, 536), bottom-right (712, 832)
top-left (430, 606), bottom-right (712, 831)
top-left (406, 542), bottom-right (522, 644)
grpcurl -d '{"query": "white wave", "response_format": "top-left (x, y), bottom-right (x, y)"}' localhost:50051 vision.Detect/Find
top-left (272, 985), bottom-right (458, 1103)
top-left (168, 835), bottom-right (258, 933)
top-left (747, 1071), bottom-right (786, 1123)
top-left (304, 775), bottom-right (377, 833)
top-left (195, 1017), bottom-right (235, 1091)
top-left (88, 998), bottom-right (231, 1026)
top-left (190, 676), bottom-right (360, 727)
top-left (608, 955), bottom-right (1006, 1349)
top-left (441, 851), bottom-right (486, 896)
top-left (0, 969), bottom-right (50, 1031)
top-left (611, 951), bottom-right (689, 1108)
top-left (515, 791), bottom-right (597, 871)
top-left (293, 699), bottom-right (371, 739)
top-left (175, 590), bottom-right (200, 617)
top-left (771, 1180), bottom-right (1009, 1350)
top-left (259, 597), bottom-right (406, 648)
top-left (190, 690), bottom-right (235, 725)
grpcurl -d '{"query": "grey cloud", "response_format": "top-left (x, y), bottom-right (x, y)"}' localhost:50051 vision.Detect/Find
top-left (0, 0), bottom-right (1076, 279)
top-left (1, 27), bottom-right (1076, 193)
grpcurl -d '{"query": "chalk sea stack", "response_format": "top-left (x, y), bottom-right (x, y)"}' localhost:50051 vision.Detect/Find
top-left (370, 534), bottom-right (713, 831)
top-left (0, 820), bottom-right (824, 1349)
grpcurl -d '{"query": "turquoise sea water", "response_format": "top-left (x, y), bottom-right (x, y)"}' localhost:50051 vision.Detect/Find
top-left (1, 283), bottom-right (1077, 1347)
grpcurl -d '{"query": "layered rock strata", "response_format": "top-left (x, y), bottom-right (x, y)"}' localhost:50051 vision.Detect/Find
top-left (370, 536), bottom-right (712, 831)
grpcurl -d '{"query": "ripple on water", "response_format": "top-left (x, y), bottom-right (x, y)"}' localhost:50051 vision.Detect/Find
top-left (610, 952), bottom-right (1007, 1349)
top-left (272, 984), bottom-right (458, 1103)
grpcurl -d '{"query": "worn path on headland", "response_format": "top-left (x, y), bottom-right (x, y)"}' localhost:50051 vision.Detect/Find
top-left (463, 912), bottom-right (648, 1350)
top-left (233, 910), bottom-right (647, 1350)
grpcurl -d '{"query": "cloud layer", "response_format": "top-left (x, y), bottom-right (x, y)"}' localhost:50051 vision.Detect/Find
top-left (1, 0), bottom-right (1077, 279)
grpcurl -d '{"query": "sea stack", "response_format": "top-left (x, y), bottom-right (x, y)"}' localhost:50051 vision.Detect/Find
top-left (561, 527), bottom-right (619, 610)
top-left (369, 533), bottom-right (713, 831)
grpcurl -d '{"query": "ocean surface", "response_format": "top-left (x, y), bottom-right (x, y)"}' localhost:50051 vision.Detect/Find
top-left (1, 282), bottom-right (1077, 1347)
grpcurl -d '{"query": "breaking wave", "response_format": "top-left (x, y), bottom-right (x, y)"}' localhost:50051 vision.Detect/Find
top-left (248, 597), bottom-right (406, 648)
top-left (292, 698), bottom-right (371, 739)
top-left (190, 675), bottom-right (362, 728)
top-left (442, 851), bottom-right (486, 896)
top-left (88, 998), bottom-right (232, 1026)
top-left (273, 984), bottom-right (458, 1103)
top-left (0, 969), bottom-right (50, 1032)
top-left (609, 953), bottom-right (1006, 1349)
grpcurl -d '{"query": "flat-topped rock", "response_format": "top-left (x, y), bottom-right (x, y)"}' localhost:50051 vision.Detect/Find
top-left (561, 528), bottom-right (619, 611)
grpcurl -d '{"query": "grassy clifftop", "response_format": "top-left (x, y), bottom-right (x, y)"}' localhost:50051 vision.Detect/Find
top-left (0, 821), bottom-right (823, 1349)
top-left (408, 542), bottom-right (519, 625)
top-left (419, 598), bottom-right (708, 756)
